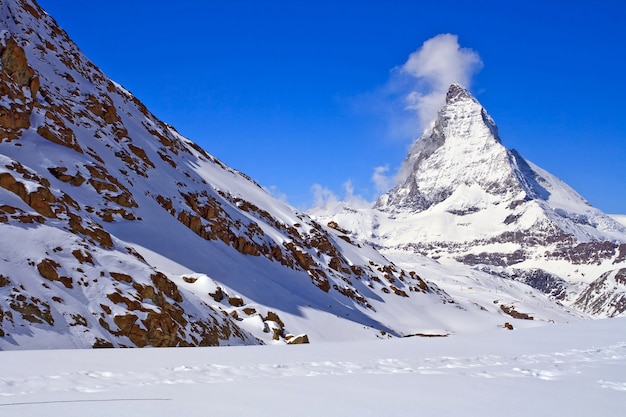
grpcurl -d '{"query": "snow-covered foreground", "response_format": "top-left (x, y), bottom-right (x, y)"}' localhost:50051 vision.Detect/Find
top-left (1, 318), bottom-right (625, 416)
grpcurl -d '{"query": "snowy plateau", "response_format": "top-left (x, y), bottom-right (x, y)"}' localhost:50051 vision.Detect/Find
top-left (0, 0), bottom-right (625, 415)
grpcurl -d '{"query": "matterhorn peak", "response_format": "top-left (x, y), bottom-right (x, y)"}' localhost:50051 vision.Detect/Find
top-left (375, 83), bottom-right (514, 212)
top-left (346, 82), bottom-right (626, 318)
top-left (375, 82), bottom-right (626, 245)
top-left (373, 80), bottom-right (625, 241)
top-left (436, 83), bottom-right (500, 146)
top-left (445, 82), bottom-right (478, 105)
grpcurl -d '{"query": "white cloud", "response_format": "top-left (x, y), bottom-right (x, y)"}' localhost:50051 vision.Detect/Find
top-left (355, 33), bottom-right (483, 142)
top-left (372, 165), bottom-right (393, 194)
top-left (311, 183), bottom-right (340, 210)
top-left (311, 35), bottom-right (482, 210)
top-left (342, 180), bottom-right (370, 208)
top-left (356, 34), bottom-right (483, 196)
top-left (403, 33), bottom-right (482, 91)
top-left (265, 185), bottom-right (289, 203)
top-left (310, 181), bottom-right (370, 212)
top-left (401, 33), bottom-right (483, 128)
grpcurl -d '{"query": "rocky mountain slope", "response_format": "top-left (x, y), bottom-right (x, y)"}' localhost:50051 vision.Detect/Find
top-left (1, 0), bottom-right (577, 350)
top-left (312, 84), bottom-right (626, 317)
top-left (573, 268), bottom-right (626, 317)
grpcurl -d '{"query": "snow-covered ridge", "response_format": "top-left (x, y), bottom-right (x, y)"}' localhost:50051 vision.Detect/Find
top-left (1, 0), bottom-right (449, 349)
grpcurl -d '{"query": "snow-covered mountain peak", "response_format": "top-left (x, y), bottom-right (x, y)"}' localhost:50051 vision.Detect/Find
top-left (374, 83), bottom-right (625, 247)
top-left (376, 84), bottom-right (514, 212)
top-left (315, 83), bottom-right (626, 317)
top-left (445, 82), bottom-right (478, 105)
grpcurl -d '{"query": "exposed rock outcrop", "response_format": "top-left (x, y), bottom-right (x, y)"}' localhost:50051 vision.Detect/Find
top-left (574, 269), bottom-right (626, 317)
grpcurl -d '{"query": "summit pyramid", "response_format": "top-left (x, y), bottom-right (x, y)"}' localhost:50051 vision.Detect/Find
top-left (377, 83), bottom-right (545, 212)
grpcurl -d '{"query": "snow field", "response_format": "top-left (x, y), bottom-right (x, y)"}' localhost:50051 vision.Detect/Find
top-left (0, 318), bottom-right (624, 416)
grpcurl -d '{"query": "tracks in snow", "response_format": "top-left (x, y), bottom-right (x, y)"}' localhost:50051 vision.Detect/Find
top-left (1, 342), bottom-right (625, 399)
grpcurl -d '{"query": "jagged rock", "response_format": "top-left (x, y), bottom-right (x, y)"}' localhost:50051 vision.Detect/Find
top-left (228, 296), bottom-right (244, 307)
top-left (10, 292), bottom-right (54, 325)
top-left (264, 311), bottom-right (285, 328)
top-left (209, 287), bottom-right (225, 302)
top-left (36, 258), bottom-right (60, 281)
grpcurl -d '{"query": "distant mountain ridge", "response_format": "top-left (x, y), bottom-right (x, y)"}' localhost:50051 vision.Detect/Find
top-left (313, 84), bottom-right (626, 317)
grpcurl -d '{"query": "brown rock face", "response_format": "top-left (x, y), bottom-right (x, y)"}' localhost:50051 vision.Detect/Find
top-left (151, 272), bottom-right (183, 303)
top-left (1, 37), bottom-right (35, 86)
top-left (499, 304), bottom-right (533, 320)
top-left (228, 296), bottom-right (245, 307)
top-left (37, 111), bottom-right (83, 154)
top-left (67, 212), bottom-right (114, 249)
top-left (0, 169), bottom-right (59, 218)
top-left (0, 37), bottom-right (38, 141)
top-left (99, 272), bottom-right (247, 347)
top-left (48, 167), bottom-right (86, 186)
top-left (86, 93), bottom-right (121, 125)
top-left (36, 258), bottom-right (72, 288)
top-left (10, 292), bottom-right (54, 326)
top-left (37, 259), bottom-right (60, 281)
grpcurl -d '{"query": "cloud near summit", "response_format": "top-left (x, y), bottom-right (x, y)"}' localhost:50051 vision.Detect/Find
top-left (402, 33), bottom-right (483, 129)
top-left (365, 34), bottom-right (484, 199)
top-left (310, 34), bottom-right (483, 210)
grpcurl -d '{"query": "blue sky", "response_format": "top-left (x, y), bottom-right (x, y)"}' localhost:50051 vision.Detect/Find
top-left (37, 0), bottom-right (626, 214)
